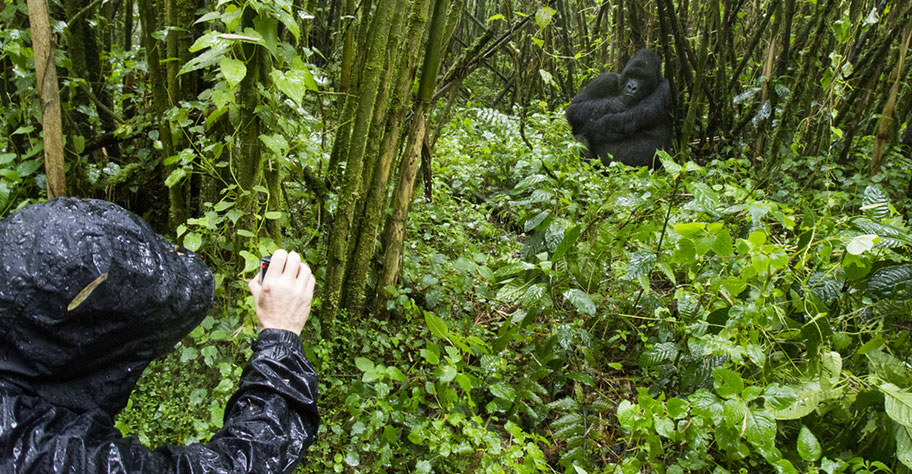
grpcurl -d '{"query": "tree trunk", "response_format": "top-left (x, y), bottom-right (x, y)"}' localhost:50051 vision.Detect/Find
top-left (138, 0), bottom-right (175, 227)
top-left (377, 0), bottom-right (450, 311)
top-left (870, 22), bottom-right (912, 177)
top-left (324, 0), bottom-right (402, 318)
top-left (27, 0), bottom-right (66, 198)
top-left (345, 0), bottom-right (433, 317)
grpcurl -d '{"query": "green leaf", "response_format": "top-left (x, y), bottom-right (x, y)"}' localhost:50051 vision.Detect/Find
top-left (271, 69), bottom-right (313, 105)
top-left (846, 234), bottom-right (878, 255)
top-left (797, 425), bottom-right (822, 462)
top-left (16, 160), bottom-right (41, 177)
top-left (883, 383), bottom-right (912, 428)
top-left (164, 168), bottom-right (187, 188)
top-left (259, 133), bottom-right (289, 156)
top-left (183, 232), bottom-right (203, 252)
top-left (219, 56), bottom-right (247, 88)
top-left (769, 382), bottom-right (826, 420)
top-left (895, 423), bottom-right (912, 470)
top-left (722, 276), bottom-right (747, 297)
top-left (239, 250), bottom-right (260, 272)
top-left (713, 368), bottom-right (744, 399)
top-left (744, 409), bottom-right (776, 447)
top-left (490, 383), bottom-right (516, 401)
top-left (264, 211), bottom-right (282, 220)
top-left (354, 357), bottom-right (374, 372)
top-left (763, 384), bottom-right (798, 411)
top-left (674, 222), bottom-right (706, 238)
top-left (713, 227), bottom-right (734, 256)
top-left (425, 312), bottom-right (449, 340)
top-left (179, 42), bottom-right (230, 75)
top-left (691, 182), bottom-right (720, 212)
top-left (226, 209), bottom-right (244, 224)
top-left (562, 289), bottom-right (595, 315)
top-left (659, 150), bottom-right (680, 175)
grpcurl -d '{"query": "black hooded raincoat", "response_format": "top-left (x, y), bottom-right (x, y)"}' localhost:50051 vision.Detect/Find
top-left (0, 198), bottom-right (319, 473)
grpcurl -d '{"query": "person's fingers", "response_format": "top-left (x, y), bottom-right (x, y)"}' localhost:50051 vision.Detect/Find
top-left (265, 249), bottom-right (289, 283)
top-left (304, 272), bottom-right (315, 300)
top-left (302, 273), bottom-right (315, 317)
top-left (248, 276), bottom-right (260, 296)
top-left (284, 251), bottom-right (302, 278)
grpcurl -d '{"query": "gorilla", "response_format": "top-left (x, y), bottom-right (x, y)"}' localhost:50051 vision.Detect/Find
top-left (902, 125), bottom-right (912, 148)
top-left (566, 49), bottom-right (673, 168)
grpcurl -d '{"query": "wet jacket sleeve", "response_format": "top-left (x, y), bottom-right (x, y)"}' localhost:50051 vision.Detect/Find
top-left (0, 329), bottom-right (319, 474)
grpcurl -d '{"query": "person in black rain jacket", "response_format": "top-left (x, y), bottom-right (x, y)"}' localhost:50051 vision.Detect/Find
top-left (0, 197), bottom-right (319, 473)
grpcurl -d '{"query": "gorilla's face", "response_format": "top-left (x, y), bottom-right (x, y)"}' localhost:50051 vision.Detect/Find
top-left (620, 50), bottom-right (661, 105)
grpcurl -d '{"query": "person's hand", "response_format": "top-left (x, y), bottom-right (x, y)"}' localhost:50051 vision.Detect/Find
top-left (248, 249), bottom-right (315, 335)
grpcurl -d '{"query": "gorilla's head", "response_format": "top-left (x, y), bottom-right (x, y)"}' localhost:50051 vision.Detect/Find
top-left (620, 49), bottom-right (662, 105)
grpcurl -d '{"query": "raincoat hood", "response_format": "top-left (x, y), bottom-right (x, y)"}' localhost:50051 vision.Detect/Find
top-left (0, 198), bottom-right (214, 417)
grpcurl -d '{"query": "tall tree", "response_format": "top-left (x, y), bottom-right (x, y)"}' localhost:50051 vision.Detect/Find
top-left (26, 0), bottom-right (65, 198)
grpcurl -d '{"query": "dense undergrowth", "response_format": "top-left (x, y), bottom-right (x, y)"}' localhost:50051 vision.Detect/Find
top-left (111, 104), bottom-right (912, 473)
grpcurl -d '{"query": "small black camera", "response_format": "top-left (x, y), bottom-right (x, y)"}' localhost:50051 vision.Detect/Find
top-left (259, 256), bottom-right (271, 283)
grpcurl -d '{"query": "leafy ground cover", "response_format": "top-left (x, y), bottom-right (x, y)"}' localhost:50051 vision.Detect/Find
top-left (118, 105), bottom-right (912, 473)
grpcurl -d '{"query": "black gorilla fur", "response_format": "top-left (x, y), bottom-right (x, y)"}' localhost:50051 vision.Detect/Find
top-left (902, 125), bottom-right (912, 147)
top-left (566, 49), bottom-right (673, 168)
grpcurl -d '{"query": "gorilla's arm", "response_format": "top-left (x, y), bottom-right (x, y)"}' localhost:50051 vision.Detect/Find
top-left (565, 71), bottom-right (622, 135)
top-left (587, 79), bottom-right (672, 142)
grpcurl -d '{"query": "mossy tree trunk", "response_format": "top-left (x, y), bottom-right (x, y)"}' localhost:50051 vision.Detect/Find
top-left (377, 0), bottom-right (451, 309)
top-left (165, 0), bottom-right (189, 228)
top-left (26, 0), bottom-right (66, 198)
top-left (138, 0), bottom-right (175, 222)
top-left (235, 8), bottom-right (266, 239)
top-left (344, 0), bottom-right (433, 317)
top-left (324, 0), bottom-right (405, 319)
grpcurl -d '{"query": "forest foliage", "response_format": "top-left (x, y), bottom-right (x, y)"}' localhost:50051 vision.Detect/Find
top-left (2, 0), bottom-right (912, 472)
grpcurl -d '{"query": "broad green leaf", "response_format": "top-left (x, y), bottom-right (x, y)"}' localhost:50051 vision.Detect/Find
top-left (744, 409), bottom-right (776, 447)
top-left (239, 250), bottom-right (259, 272)
top-left (0, 182), bottom-right (9, 210)
top-left (219, 56), bottom-right (247, 88)
top-left (659, 150), bottom-right (681, 175)
top-left (763, 384), bottom-right (798, 411)
top-left (769, 382), bottom-right (825, 420)
top-left (271, 69), bottom-right (315, 105)
top-left (354, 357), bottom-right (374, 372)
top-left (846, 234), bottom-right (878, 255)
top-left (722, 276), bottom-right (747, 297)
top-left (895, 423), bottom-right (912, 470)
top-left (691, 182), bottom-right (720, 212)
top-left (16, 160), bottom-right (41, 177)
top-left (264, 211), bottom-right (282, 220)
top-left (868, 349), bottom-right (911, 386)
top-left (821, 351), bottom-right (842, 389)
top-left (616, 400), bottom-right (638, 428)
top-left (524, 211), bottom-right (550, 232)
top-left (259, 133), bottom-right (289, 155)
top-left (713, 227), bottom-right (734, 256)
top-left (673, 222), bottom-right (706, 238)
top-left (164, 168), bottom-right (187, 188)
top-left (667, 397), bottom-right (689, 419)
top-left (771, 459), bottom-right (799, 474)
top-left (425, 312), bottom-right (449, 340)
top-left (883, 383), bottom-right (912, 428)
top-left (183, 232), bottom-right (203, 252)
top-left (654, 417), bottom-right (676, 439)
top-left (714, 368), bottom-right (744, 399)
top-left (179, 42), bottom-right (230, 75)
top-left (490, 383), bottom-right (516, 401)
top-left (562, 289), bottom-right (595, 315)
top-left (797, 425), bottom-right (822, 462)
